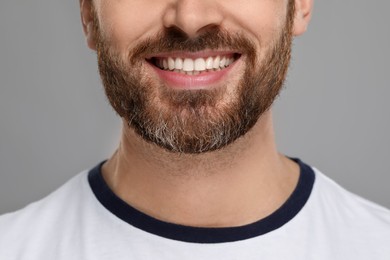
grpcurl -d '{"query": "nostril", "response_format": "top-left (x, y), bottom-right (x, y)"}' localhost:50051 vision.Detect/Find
top-left (162, 2), bottom-right (224, 39)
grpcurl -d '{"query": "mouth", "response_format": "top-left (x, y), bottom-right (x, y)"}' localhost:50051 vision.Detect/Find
top-left (147, 52), bottom-right (241, 75)
top-left (146, 51), bottom-right (242, 89)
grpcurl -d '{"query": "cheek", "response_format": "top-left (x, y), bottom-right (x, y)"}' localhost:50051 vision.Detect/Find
top-left (220, 0), bottom-right (287, 46)
top-left (97, 1), bottom-right (167, 51)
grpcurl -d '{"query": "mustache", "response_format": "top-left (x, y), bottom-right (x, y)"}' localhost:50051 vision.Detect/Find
top-left (128, 26), bottom-right (257, 61)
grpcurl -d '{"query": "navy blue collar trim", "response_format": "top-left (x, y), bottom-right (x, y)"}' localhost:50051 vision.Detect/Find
top-left (88, 158), bottom-right (315, 243)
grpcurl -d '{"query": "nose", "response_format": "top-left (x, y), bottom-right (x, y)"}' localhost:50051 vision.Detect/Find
top-left (163, 0), bottom-right (224, 38)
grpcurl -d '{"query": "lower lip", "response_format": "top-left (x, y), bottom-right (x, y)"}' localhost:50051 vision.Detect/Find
top-left (148, 59), bottom-right (240, 90)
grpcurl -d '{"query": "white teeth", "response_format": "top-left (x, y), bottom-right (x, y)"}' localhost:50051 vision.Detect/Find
top-left (155, 55), bottom-right (236, 73)
top-left (168, 57), bottom-right (175, 70)
top-left (174, 58), bottom-right (183, 70)
top-left (194, 58), bottom-right (206, 71)
top-left (213, 56), bottom-right (221, 69)
top-left (206, 57), bottom-right (214, 70)
top-left (163, 59), bottom-right (168, 70)
top-left (219, 56), bottom-right (226, 68)
top-left (183, 58), bottom-right (194, 72)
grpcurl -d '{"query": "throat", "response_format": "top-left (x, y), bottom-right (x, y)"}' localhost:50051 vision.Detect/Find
top-left (102, 151), bottom-right (299, 228)
top-left (101, 114), bottom-right (299, 228)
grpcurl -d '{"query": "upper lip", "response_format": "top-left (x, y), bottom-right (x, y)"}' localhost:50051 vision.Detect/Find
top-left (145, 50), bottom-right (241, 60)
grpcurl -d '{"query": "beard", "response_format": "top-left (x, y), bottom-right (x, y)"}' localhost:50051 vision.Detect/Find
top-left (94, 2), bottom-right (294, 154)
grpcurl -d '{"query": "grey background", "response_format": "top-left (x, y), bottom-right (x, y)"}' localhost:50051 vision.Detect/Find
top-left (0, 0), bottom-right (389, 214)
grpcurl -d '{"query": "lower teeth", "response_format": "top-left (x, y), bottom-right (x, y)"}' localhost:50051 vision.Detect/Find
top-left (162, 66), bottom-right (227, 74)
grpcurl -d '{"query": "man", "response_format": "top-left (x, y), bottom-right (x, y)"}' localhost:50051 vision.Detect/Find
top-left (0, 0), bottom-right (389, 259)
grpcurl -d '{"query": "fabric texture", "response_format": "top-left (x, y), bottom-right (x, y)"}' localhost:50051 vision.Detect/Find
top-left (1, 160), bottom-right (389, 259)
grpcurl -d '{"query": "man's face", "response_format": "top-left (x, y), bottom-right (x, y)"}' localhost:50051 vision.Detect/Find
top-left (90, 0), bottom-right (295, 153)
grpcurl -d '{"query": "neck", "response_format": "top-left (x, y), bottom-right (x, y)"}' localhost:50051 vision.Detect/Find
top-left (102, 111), bottom-right (299, 227)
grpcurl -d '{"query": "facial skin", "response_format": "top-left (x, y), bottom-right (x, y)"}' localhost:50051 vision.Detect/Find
top-left (79, 0), bottom-right (313, 227)
top-left (80, 0), bottom-right (312, 154)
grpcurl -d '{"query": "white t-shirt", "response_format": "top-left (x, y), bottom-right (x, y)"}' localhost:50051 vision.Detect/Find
top-left (1, 159), bottom-right (389, 259)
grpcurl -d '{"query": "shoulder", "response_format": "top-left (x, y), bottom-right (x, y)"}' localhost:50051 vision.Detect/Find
top-left (287, 164), bottom-right (390, 258)
top-left (0, 170), bottom-right (90, 257)
top-left (312, 167), bottom-right (390, 218)
top-left (0, 170), bottom-right (89, 230)
top-left (308, 167), bottom-right (390, 243)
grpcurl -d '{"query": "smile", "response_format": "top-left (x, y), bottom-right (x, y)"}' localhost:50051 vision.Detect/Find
top-left (149, 53), bottom-right (240, 75)
top-left (146, 51), bottom-right (242, 89)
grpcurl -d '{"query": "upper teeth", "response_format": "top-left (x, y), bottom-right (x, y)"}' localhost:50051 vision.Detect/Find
top-left (155, 56), bottom-right (235, 72)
